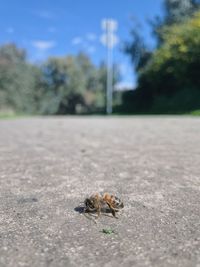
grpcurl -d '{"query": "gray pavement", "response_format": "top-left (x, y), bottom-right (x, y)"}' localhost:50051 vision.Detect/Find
top-left (0, 116), bottom-right (200, 267)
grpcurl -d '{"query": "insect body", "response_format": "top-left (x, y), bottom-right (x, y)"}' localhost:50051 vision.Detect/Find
top-left (84, 192), bottom-right (124, 219)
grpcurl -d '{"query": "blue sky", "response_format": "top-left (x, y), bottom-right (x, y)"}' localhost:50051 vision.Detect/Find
top-left (0, 0), bottom-right (164, 88)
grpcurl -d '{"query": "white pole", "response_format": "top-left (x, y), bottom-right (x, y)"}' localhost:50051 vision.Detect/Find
top-left (106, 26), bottom-right (113, 115)
top-left (101, 19), bottom-right (118, 115)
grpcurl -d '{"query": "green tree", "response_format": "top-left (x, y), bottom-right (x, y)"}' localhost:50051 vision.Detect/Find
top-left (123, 1), bottom-right (200, 113)
top-left (41, 53), bottom-right (108, 114)
top-left (0, 45), bottom-right (120, 115)
top-left (164, 0), bottom-right (198, 25)
top-left (124, 29), bottom-right (152, 72)
top-left (138, 11), bottom-right (200, 112)
top-left (125, 0), bottom-right (200, 72)
top-left (0, 43), bottom-right (43, 114)
top-left (152, 0), bottom-right (200, 44)
top-left (41, 55), bottom-right (83, 114)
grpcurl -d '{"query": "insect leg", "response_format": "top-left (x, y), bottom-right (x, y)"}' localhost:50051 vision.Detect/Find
top-left (106, 202), bottom-right (119, 219)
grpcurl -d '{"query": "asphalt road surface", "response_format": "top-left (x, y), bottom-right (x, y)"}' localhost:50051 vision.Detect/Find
top-left (0, 116), bottom-right (200, 267)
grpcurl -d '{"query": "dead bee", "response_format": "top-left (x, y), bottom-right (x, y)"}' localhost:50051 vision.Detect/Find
top-left (83, 192), bottom-right (124, 220)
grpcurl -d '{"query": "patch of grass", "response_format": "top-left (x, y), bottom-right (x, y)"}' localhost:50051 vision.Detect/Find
top-left (101, 228), bottom-right (116, 235)
top-left (0, 112), bottom-right (29, 120)
top-left (189, 110), bottom-right (200, 116)
top-left (0, 113), bottom-right (17, 119)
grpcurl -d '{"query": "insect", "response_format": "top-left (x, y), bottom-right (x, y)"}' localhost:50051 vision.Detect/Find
top-left (83, 192), bottom-right (124, 220)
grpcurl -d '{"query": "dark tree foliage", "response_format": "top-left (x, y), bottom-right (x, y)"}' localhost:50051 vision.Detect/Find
top-left (0, 43), bottom-right (26, 63)
top-left (0, 44), bottom-right (44, 114)
top-left (124, 29), bottom-right (152, 72)
top-left (0, 45), bottom-right (121, 115)
top-left (125, 0), bottom-right (200, 72)
top-left (164, 0), bottom-right (199, 25)
top-left (122, 1), bottom-right (200, 114)
top-left (40, 53), bottom-right (105, 114)
top-left (152, 0), bottom-right (200, 45)
top-left (0, 45), bottom-right (114, 115)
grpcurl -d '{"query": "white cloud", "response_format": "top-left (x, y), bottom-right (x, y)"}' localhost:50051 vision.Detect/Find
top-left (32, 40), bottom-right (56, 51)
top-left (71, 33), bottom-right (98, 53)
top-left (86, 33), bottom-right (97, 41)
top-left (71, 37), bottom-right (83, 45)
top-left (115, 82), bottom-right (135, 91)
top-left (6, 27), bottom-right (14, 34)
top-left (34, 10), bottom-right (55, 19)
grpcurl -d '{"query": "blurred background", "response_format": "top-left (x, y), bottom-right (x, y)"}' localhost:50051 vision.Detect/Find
top-left (0, 0), bottom-right (200, 117)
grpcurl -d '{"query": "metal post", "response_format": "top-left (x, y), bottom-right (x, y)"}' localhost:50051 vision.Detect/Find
top-left (106, 25), bottom-right (113, 115)
top-left (101, 19), bottom-right (118, 115)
